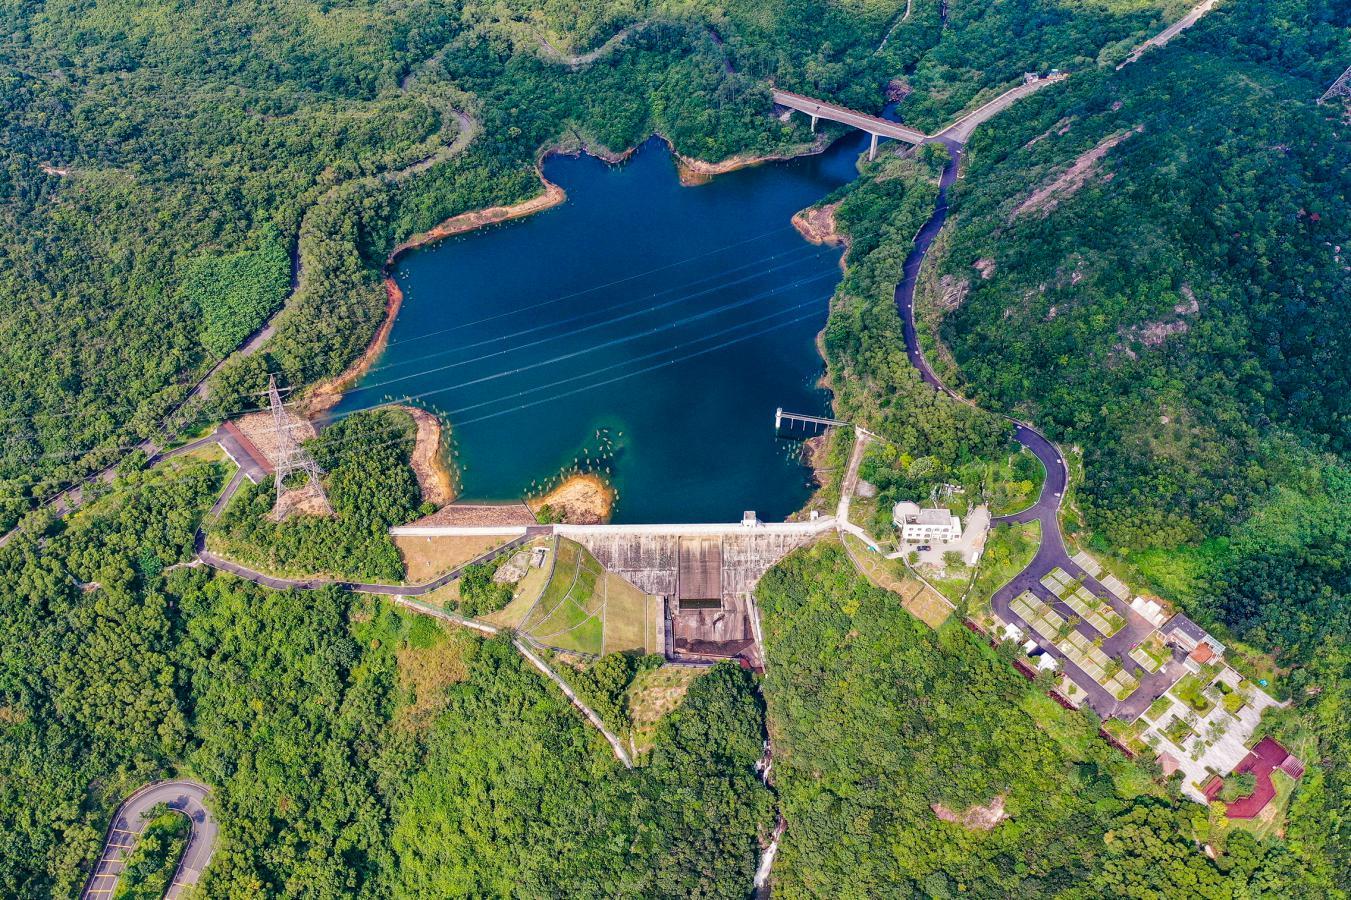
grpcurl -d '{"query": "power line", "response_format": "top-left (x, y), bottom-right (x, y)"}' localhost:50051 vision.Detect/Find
top-left (349, 269), bottom-right (839, 396)
top-left (0, 302), bottom-right (829, 501)
top-left (384, 224), bottom-right (798, 348)
top-left (2, 236), bottom-right (822, 431)
top-left (0, 224), bottom-right (799, 427)
top-left (365, 242), bottom-right (829, 376)
top-left (5, 272), bottom-right (834, 468)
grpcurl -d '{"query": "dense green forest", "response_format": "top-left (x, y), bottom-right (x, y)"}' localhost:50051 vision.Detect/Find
top-left (2, 0), bottom-right (1348, 892)
top-left (756, 542), bottom-right (1343, 896)
top-left (902, 0), bottom-right (1349, 663)
top-left (3, 0), bottom-right (1194, 533)
top-left (0, 461), bottom-right (772, 895)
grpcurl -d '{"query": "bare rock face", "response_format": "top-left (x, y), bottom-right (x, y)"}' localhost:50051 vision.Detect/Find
top-left (1011, 125), bottom-right (1143, 219)
top-left (937, 274), bottom-right (970, 311)
top-left (1111, 284), bottom-right (1203, 361)
top-left (932, 794), bottom-right (1009, 830)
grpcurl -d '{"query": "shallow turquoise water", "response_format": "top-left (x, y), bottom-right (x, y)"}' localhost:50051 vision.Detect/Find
top-left (335, 133), bottom-right (871, 522)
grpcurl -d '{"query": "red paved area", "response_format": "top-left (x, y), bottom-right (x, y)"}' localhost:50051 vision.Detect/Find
top-left (1202, 736), bottom-right (1302, 818)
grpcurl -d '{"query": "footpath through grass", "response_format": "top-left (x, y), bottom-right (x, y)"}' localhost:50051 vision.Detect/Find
top-left (842, 533), bottom-right (952, 628)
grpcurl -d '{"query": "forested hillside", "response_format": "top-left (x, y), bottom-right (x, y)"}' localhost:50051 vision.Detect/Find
top-left (910, 0), bottom-right (1348, 664)
top-left (2, 0), bottom-right (1349, 894)
top-left (3, 0), bottom-right (1190, 532)
top-left (0, 460), bottom-right (771, 894)
top-left (757, 542), bottom-right (1343, 896)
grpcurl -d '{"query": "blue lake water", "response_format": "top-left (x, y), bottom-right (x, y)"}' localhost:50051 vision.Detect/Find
top-left (334, 132), bottom-right (873, 522)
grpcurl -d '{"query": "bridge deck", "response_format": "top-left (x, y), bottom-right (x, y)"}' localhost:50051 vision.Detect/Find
top-left (776, 407), bottom-right (852, 429)
top-left (772, 89), bottom-right (926, 144)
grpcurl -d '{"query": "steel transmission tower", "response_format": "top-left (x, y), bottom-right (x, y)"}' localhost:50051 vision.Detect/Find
top-left (267, 375), bottom-right (330, 517)
top-left (1320, 65), bottom-right (1351, 104)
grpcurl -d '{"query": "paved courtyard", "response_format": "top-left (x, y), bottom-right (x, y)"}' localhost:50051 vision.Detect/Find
top-left (1140, 666), bottom-right (1281, 801)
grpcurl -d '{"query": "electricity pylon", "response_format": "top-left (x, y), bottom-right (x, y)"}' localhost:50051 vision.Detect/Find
top-left (266, 375), bottom-right (330, 517)
top-left (1319, 64), bottom-right (1351, 104)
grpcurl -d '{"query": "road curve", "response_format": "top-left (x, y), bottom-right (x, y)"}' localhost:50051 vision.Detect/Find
top-left (82, 780), bottom-right (216, 900)
top-left (893, 144), bottom-right (1177, 720)
top-left (892, 141), bottom-right (1071, 503)
top-left (891, 142), bottom-right (1071, 589)
top-left (935, 74), bottom-right (1068, 144)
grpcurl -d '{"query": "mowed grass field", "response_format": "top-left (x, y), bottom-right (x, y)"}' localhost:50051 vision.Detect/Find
top-left (521, 539), bottom-right (659, 656)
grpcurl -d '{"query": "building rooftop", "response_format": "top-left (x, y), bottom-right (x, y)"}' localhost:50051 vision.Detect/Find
top-left (914, 507), bottom-right (955, 525)
top-left (892, 500), bottom-right (921, 519)
top-left (1201, 736), bottom-right (1303, 819)
top-left (1190, 643), bottom-right (1216, 664)
top-left (1161, 612), bottom-right (1208, 643)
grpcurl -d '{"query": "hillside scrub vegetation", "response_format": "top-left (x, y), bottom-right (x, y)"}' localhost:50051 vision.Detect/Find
top-left (755, 541), bottom-right (1342, 895)
top-left (902, 0), bottom-right (1348, 668)
top-left (0, 457), bottom-right (774, 895)
top-left (821, 150), bottom-right (1009, 475)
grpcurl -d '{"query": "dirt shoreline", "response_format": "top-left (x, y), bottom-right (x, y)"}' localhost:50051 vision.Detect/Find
top-left (527, 472), bottom-right (615, 524)
top-left (791, 201), bottom-right (851, 272)
top-left (303, 132), bottom-right (834, 497)
top-left (668, 134), bottom-right (830, 186)
top-left (398, 405), bottom-right (455, 506)
top-left (304, 168), bottom-right (568, 417)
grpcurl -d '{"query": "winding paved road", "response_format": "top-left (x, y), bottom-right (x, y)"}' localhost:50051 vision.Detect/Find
top-left (82, 780), bottom-right (216, 900)
top-left (894, 142), bottom-right (1181, 720)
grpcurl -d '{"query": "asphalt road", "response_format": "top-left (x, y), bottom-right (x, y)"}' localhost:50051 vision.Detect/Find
top-left (935, 75), bottom-right (1068, 144)
top-left (82, 780), bottom-right (216, 900)
top-left (772, 89), bottom-right (927, 144)
top-left (892, 141), bottom-right (1176, 720)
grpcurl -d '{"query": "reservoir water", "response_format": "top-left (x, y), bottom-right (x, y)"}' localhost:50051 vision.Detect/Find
top-left (335, 132), bottom-right (872, 522)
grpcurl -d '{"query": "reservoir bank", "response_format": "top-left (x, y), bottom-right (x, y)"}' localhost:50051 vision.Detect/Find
top-left (334, 130), bottom-right (877, 523)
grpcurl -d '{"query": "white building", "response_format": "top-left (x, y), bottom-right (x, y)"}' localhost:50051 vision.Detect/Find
top-left (892, 501), bottom-right (962, 543)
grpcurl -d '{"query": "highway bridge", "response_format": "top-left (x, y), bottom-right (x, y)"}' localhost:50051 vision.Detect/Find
top-left (771, 88), bottom-right (925, 158)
